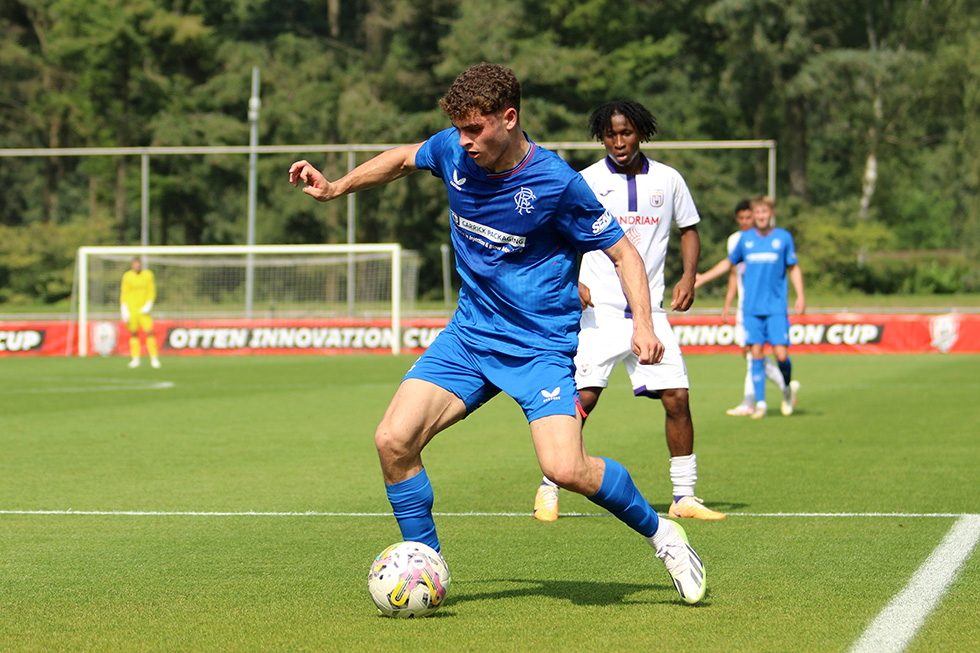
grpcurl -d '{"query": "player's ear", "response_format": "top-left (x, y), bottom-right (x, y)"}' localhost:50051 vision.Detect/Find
top-left (502, 106), bottom-right (519, 130)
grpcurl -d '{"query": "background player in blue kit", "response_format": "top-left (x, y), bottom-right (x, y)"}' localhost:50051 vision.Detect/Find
top-left (288, 63), bottom-right (706, 604)
top-left (728, 196), bottom-right (806, 418)
top-left (696, 200), bottom-right (792, 416)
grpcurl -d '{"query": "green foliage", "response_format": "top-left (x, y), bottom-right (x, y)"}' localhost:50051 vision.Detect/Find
top-left (781, 200), bottom-right (893, 292)
top-left (858, 251), bottom-right (980, 295)
top-left (0, 220), bottom-right (113, 304)
top-left (784, 201), bottom-right (977, 294)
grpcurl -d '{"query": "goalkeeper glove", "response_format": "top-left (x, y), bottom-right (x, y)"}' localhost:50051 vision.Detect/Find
top-left (121, 304), bottom-right (130, 321)
top-left (140, 300), bottom-right (153, 314)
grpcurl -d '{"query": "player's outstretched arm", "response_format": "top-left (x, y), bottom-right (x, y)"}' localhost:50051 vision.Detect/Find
top-left (789, 264), bottom-right (806, 315)
top-left (721, 267), bottom-right (737, 323)
top-left (670, 225), bottom-right (700, 312)
top-left (603, 236), bottom-right (664, 365)
top-left (694, 257), bottom-right (732, 289)
top-left (288, 143), bottom-right (424, 202)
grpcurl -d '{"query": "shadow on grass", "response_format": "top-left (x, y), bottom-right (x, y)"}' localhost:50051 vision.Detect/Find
top-left (441, 578), bottom-right (713, 610)
top-left (649, 501), bottom-right (750, 514)
top-left (546, 500), bottom-right (750, 515)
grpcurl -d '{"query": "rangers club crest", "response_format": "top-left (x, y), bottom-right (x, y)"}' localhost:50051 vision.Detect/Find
top-left (514, 187), bottom-right (536, 214)
top-left (650, 189), bottom-right (664, 207)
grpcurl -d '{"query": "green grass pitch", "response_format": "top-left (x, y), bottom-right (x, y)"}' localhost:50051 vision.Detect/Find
top-left (1, 352), bottom-right (978, 651)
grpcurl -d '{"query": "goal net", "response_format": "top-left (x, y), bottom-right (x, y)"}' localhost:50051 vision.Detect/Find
top-left (72, 244), bottom-right (418, 356)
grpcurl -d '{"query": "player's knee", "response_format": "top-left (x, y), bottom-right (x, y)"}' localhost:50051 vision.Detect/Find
top-left (660, 388), bottom-right (691, 415)
top-left (373, 425), bottom-right (402, 457)
top-left (374, 421), bottom-right (419, 463)
top-left (541, 462), bottom-right (588, 494)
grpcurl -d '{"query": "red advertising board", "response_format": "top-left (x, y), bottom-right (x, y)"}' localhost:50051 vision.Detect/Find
top-left (2, 313), bottom-right (979, 357)
top-left (668, 312), bottom-right (980, 354)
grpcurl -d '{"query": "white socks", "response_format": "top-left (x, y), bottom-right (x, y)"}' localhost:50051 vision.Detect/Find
top-left (764, 356), bottom-right (786, 391)
top-left (669, 453), bottom-right (697, 499)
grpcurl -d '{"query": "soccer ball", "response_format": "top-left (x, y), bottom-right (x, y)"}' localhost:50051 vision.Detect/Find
top-left (367, 541), bottom-right (451, 618)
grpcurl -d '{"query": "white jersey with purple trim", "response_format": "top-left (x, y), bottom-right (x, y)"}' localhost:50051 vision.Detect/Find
top-left (578, 155), bottom-right (700, 317)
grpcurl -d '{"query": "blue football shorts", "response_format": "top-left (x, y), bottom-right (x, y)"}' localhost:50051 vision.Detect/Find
top-left (744, 313), bottom-right (791, 346)
top-left (403, 327), bottom-right (580, 423)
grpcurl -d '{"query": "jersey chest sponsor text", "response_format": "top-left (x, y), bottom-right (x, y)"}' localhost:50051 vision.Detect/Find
top-left (746, 251), bottom-right (780, 264)
top-left (615, 214), bottom-right (660, 226)
top-left (451, 210), bottom-right (526, 253)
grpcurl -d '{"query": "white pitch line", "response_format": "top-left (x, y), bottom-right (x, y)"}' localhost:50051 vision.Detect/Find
top-left (849, 514), bottom-right (980, 653)
top-left (3, 377), bottom-right (175, 393)
top-left (1, 509), bottom-right (977, 518)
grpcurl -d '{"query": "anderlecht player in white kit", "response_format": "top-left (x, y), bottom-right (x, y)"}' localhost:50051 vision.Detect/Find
top-left (534, 100), bottom-right (725, 522)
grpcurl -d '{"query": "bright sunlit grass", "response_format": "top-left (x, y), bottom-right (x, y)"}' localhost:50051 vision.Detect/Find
top-left (1, 353), bottom-right (978, 651)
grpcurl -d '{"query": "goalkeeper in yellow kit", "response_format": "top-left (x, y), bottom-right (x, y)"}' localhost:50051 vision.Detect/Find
top-left (120, 258), bottom-right (161, 368)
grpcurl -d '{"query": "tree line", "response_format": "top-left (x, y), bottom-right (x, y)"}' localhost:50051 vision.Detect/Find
top-left (1, 0), bottom-right (978, 305)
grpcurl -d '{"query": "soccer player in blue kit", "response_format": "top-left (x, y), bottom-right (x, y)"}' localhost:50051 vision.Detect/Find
top-left (288, 63), bottom-right (705, 605)
top-left (728, 196), bottom-right (806, 418)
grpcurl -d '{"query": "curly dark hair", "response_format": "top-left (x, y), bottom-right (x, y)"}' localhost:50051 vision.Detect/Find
top-left (734, 199), bottom-right (751, 214)
top-left (588, 100), bottom-right (657, 142)
top-left (438, 63), bottom-right (521, 122)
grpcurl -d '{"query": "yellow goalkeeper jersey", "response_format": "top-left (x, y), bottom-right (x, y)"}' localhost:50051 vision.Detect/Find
top-left (121, 269), bottom-right (156, 310)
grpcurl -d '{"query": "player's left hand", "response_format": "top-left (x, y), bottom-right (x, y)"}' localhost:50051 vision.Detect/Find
top-left (139, 300), bottom-right (153, 314)
top-left (670, 279), bottom-right (695, 312)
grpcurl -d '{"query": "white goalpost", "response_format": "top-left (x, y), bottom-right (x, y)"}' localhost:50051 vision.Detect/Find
top-left (73, 244), bottom-right (414, 356)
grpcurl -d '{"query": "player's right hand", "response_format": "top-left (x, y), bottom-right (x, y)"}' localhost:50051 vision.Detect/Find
top-left (288, 160), bottom-right (333, 201)
top-left (578, 282), bottom-right (593, 310)
top-left (121, 304), bottom-right (130, 322)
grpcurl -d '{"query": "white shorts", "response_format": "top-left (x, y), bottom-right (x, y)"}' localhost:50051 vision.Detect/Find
top-left (574, 309), bottom-right (689, 395)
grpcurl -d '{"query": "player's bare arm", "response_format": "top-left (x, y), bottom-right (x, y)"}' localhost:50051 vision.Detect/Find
top-left (694, 257), bottom-right (732, 289)
top-left (288, 143), bottom-right (424, 201)
top-left (670, 225), bottom-right (700, 312)
top-left (789, 264), bottom-right (806, 315)
top-left (721, 267), bottom-right (737, 323)
top-left (603, 236), bottom-right (664, 365)
top-left (578, 282), bottom-right (593, 310)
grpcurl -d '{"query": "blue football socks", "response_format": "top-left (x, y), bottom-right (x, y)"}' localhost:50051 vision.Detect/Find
top-left (587, 458), bottom-right (659, 538)
top-left (385, 468), bottom-right (439, 552)
top-left (778, 357), bottom-right (793, 386)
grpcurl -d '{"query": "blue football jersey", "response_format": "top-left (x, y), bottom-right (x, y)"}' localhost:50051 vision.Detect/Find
top-left (728, 227), bottom-right (798, 316)
top-left (416, 127), bottom-right (625, 356)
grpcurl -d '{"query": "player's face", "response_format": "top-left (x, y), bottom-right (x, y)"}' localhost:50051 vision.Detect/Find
top-left (601, 113), bottom-right (643, 174)
top-left (453, 108), bottom-right (518, 172)
top-left (736, 209), bottom-right (754, 231)
top-left (752, 204), bottom-right (774, 232)
top-left (131, 259), bottom-right (142, 273)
